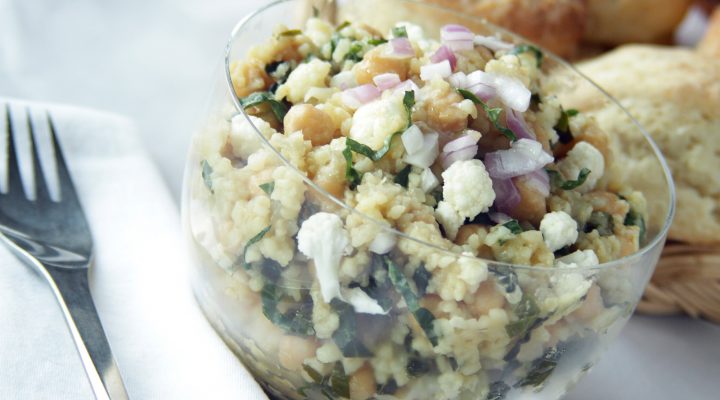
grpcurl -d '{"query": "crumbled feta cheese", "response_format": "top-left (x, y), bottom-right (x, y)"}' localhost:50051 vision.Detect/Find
top-left (401, 124), bottom-right (424, 154)
top-left (557, 141), bottom-right (605, 193)
top-left (403, 133), bottom-right (439, 169)
top-left (556, 249), bottom-right (600, 268)
top-left (350, 95), bottom-right (407, 150)
top-left (442, 159), bottom-right (496, 220)
top-left (540, 211), bottom-right (578, 251)
top-left (297, 212), bottom-right (351, 303)
top-left (276, 59), bottom-right (331, 104)
top-left (435, 201), bottom-right (464, 240)
top-left (369, 230), bottom-right (397, 254)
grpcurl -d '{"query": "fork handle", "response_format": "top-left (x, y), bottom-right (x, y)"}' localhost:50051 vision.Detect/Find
top-left (45, 266), bottom-right (130, 400)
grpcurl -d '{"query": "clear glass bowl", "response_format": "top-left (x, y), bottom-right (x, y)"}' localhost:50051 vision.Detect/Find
top-left (181, 1), bottom-right (675, 399)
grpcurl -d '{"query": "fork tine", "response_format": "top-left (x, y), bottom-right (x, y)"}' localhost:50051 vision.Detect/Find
top-left (5, 104), bottom-right (25, 198)
top-left (27, 108), bottom-right (50, 202)
top-left (47, 114), bottom-right (79, 204)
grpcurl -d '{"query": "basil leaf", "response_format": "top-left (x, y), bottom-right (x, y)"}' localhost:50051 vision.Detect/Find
top-left (385, 257), bottom-right (439, 346)
top-left (506, 294), bottom-right (541, 338)
top-left (342, 146), bottom-right (362, 189)
top-left (201, 160), bottom-right (213, 193)
top-left (345, 41), bottom-right (365, 62)
top-left (299, 362), bottom-right (349, 400)
top-left (457, 89), bottom-right (517, 141)
top-left (510, 44), bottom-right (544, 68)
top-left (259, 181), bottom-right (275, 196)
top-left (502, 219), bottom-right (523, 235)
top-left (239, 91), bottom-right (288, 123)
top-left (403, 90), bottom-right (416, 127)
top-left (279, 29), bottom-right (302, 37)
top-left (329, 363), bottom-right (350, 398)
top-left (487, 381), bottom-right (511, 400)
top-left (335, 21), bottom-right (351, 31)
top-left (488, 265), bottom-right (519, 294)
top-left (585, 211), bottom-right (614, 236)
top-left (554, 107), bottom-right (579, 144)
top-left (394, 164), bottom-right (412, 187)
top-left (367, 38), bottom-right (388, 46)
top-left (261, 283), bottom-right (315, 336)
top-left (515, 346), bottom-right (564, 388)
top-left (392, 26), bottom-right (408, 38)
top-left (546, 168), bottom-right (590, 190)
top-left (242, 225), bottom-right (271, 269)
top-left (412, 264), bottom-right (431, 297)
top-left (330, 299), bottom-right (373, 357)
top-left (302, 365), bottom-right (323, 384)
top-left (624, 209), bottom-right (646, 243)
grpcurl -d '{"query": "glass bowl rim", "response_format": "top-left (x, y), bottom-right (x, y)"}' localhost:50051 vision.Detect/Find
top-left (221, 0), bottom-right (676, 272)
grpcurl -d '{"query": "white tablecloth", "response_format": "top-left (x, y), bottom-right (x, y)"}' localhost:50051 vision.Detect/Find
top-left (1, 0), bottom-right (719, 399)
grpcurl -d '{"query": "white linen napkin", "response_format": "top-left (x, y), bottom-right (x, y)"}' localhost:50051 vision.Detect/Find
top-left (0, 99), bottom-right (269, 400)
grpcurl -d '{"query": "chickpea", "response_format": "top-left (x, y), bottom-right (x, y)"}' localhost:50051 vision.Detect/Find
top-left (284, 104), bottom-right (337, 146)
top-left (511, 175), bottom-right (548, 226)
top-left (277, 336), bottom-right (318, 371)
top-left (466, 280), bottom-right (506, 317)
top-left (229, 59), bottom-right (271, 97)
top-left (353, 46), bottom-right (410, 85)
top-left (585, 191), bottom-right (630, 217)
top-left (455, 224), bottom-right (494, 259)
top-left (349, 363), bottom-right (377, 400)
top-left (313, 166), bottom-right (346, 199)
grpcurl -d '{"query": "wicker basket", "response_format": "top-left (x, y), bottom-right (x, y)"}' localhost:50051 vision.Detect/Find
top-left (638, 242), bottom-right (720, 323)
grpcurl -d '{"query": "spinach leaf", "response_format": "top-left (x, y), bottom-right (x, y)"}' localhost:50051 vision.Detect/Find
top-left (201, 160), bottom-right (213, 193)
top-left (585, 211), bottom-right (614, 236)
top-left (510, 44), bottom-right (544, 68)
top-left (624, 209), bottom-right (646, 243)
top-left (457, 89), bottom-right (517, 141)
top-left (554, 107), bottom-right (579, 144)
top-left (392, 26), bottom-right (408, 38)
top-left (261, 283), bottom-right (315, 336)
top-left (241, 225), bottom-right (271, 269)
top-left (546, 168), bottom-right (590, 190)
top-left (502, 219), bottom-right (523, 235)
top-left (394, 164), bottom-right (412, 187)
top-left (330, 299), bottom-right (373, 357)
top-left (487, 381), bottom-right (511, 400)
top-left (239, 91), bottom-right (288, 123)
top-left (515, 346), bottom-right (564, 388)
top-left (385, 257), bottom-right (439, 346)
top-left (259, 181), bottom-right (275, 196)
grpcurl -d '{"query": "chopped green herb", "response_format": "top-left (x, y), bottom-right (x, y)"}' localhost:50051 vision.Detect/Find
top-left (239, 91), bottom-right (288, 123)
top-left (279, 29), bottom-right (302, 37)
top-left (585, 211), bottom-right (614, 236)
top-left (330, 299), bottom-right (372, 357)
top-left (515, 346), bottom-right (564, 388)
top-left (506, 294), bottom-right (541, 338)
top-left (457, 89), bottom-right (517, 141)
top-left (412, 264), bottom-right (431, 297)
top-left (259, 181), bottom-right (275, 196)
top-left (312, 6), bottom-right (319, 17)
top-left (487, 381), bottom-right (511, 400)
top-left (554, 107), bottom-right (579, 144)
top-left (392, 26), bottom-right (408, 38)
top-left (624, 209), bottom-right (646, 243)
top-left (402, 90), bottom-right (416, 126)
top-left (345, 41), bottom-right (365, 62)
top-left (342, 146), bottom-right (362, 189)
top-left (502, 219), bottom-right (523, 235)
top-left (546, 168), bottom-right (591, 190)
top-left (488, 265), bottom-right (519, 294)
top-left (385, 257), bottom-right (439, 346)
top-left (394, 164), bottom-right (412, 187)
top-left (298, 362), bottom-right (349, 400)
top-left (201, 160), bottom-right (213, 193)
top-left (335, 21), bottom-right (351, 31)
top-left (367, 38), bottom-right (388, 46)
top-left (362, 257), bottom-right (396, 312)
top-left (261, 283), bottom-right (315, 336)
top-left (241, 225), bottom-right (271, 269)
top-left (303, 364), bottom-right (323, 384)
top-left (430, 187), bottom-right (443, 204)
top-left (510, 44), bottom-right (544, 68)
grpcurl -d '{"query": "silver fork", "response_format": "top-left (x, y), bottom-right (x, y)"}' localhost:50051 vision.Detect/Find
top-left (0, 105), bottom-right (129, 400)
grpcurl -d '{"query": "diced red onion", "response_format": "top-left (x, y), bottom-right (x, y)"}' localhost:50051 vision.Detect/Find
top-left (393, 79), bottom-right (421, 98)
top-left (443, 134), bottom-right (479, 153)
top-left (331, 70), bottom-right (357, 90)
top-left (441, 145), bottom-right (478, 169)
top-left (493, 74), bottom-right (531, 112)
top-left (506, 108), bottom-right (536, 140)
top-left (404, 133), bottom-right (439, 168)
top-left (484, 139), bottom-right (554, 179)
top-left (473, 35), bottom-right (514, 52)
top-left (448, 72), bottom-right (467, 88)
top-left (489, 212), bottom-right (512, 224)
top-left (469, 83), bottom-right (496, 102)
top-left (389, 37), bottom-right (416, 58)
top-left (441, 24), bottom-right (474, 40)
top-left (420, 60), bottom-right (452, 81)
top-left (492, 178), bottom-right (521, 214)
top-left (401, 125), bottom-right (424, 155)
top-left (430, 45), bottom-right (457, 71)
top-left (444, 40), bottom-right (474, 52)
top-left (373, 73), bottom-right (401, 91)
top-left (521, 169), bottom-right (550, 197)
top-left (342, 84), bottom-right (381, 108)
